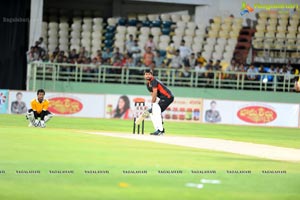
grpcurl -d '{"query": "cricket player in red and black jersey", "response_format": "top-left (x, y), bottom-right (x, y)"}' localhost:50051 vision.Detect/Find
top-left (144, 69), bottom-right (174, 135)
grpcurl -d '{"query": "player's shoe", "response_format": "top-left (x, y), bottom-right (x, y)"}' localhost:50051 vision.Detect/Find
top-left (28, 122), bottom-right (33, 127)
top-left (150, 129), bottom-right (165, 136)
top-left (33, 119), bottom-right (40, 127)
top-left (40, 120), bottom-right (46, 128)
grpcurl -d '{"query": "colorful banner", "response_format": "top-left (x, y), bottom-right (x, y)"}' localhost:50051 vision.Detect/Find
top-left (9, 91), bottom-right (105, 118)
top-left (0, 90), bottom-right (9, 114)
top-left (203, 99), bottom-right (299, 128)
top-left (104, 95), bottom-right (202, 122)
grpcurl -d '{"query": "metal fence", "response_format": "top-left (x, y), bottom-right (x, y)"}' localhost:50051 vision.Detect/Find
top-left (27, 62), bottom-right (297, 92)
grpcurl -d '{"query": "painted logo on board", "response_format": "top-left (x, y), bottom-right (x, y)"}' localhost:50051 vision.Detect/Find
top-left (48, 97), bottom-right (83, 114)
top-left (237, 106), bottom-right (277, 123)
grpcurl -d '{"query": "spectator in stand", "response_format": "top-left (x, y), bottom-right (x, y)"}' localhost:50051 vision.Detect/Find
top-left (188, 53), bottom-right (197, 68)
top-left (213, 59), bottom-right (222, 71)
top-left (68, 48), bottom-right (79, 63)
top-left (195, 62), bottom-right (207, 78)
top-left (268, 65), bottom-right (275, 73)
top-left (131, 39), bottom-right (142, 65)
top-left (205, 60), bottom-right (214, 76)
top-left (196, 52), bottom-right (206, 65)
top-left (126, 34), bottom-right (135, 54)
top-left (165, 40), bottom-right (175, 65)
top-left (112, 47), bottom-right (123, 64)
top-left (51, 47), bottom-right (60, 61)
top-left (124, 56), bottom-right (135, 70)
top-left (91, 57), bottom-right (100, 74)
top-left (179, 40), bottom-right (191, 64)
top-left (144, 34), bottom-right (156, 52)
top-left (27, 46), bottom-right (35, 62)
top-left (225, 60), bottom-right (236, 79)
top-left (121, 53), bottom-right (130, 66)
top-left (79, 47), bottom-right (89, 58)
top-left (170, 49), bottom-right (183, 70)
top-left (246, 64), bottom-right (258, 81)
top-left (286, 60), bottom-right (293, 73)
top-left (143, 46), bottom-right (155, 67)
top-left (94, 50), bottom-right (103, 63)
top-left (102, 47), bottom-right (113, 64)
top-left (181, 65), bottom-right (192, 86)
top-left (38, 37), bottom-right (46, 51)
top-left (294, 76), bottom-right (300, 92)
top-left (154, 50), bottom-right (164, 68)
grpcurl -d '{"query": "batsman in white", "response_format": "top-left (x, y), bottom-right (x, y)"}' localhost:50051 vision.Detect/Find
top-left (26, 89), bottom-right (53, 128)
top-left (143, 69), bottom-right (174, 135)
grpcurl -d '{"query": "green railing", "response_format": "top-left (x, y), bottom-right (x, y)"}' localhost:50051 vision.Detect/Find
top-left (27, 62), bottom-right (296, 92)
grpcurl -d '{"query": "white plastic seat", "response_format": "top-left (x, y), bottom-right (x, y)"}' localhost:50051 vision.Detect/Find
top-left (70, 38), bottom-right (80, 45)
top-left (59, 22), bottom-right (69, 30)
top-left (71, 23), bottom-right (81, 31)
top-left (92, 38), bottom-right (101, 45)
top-left (174, 28), bottom-right (184, 36)
top-left (71, 31), bottom-right (80, 39)
top-left (192, 44), bottom-right (202, 53)
top-left (49, 22), bottom-right (58, 30)
top-left (187, 22), bottom-right (196, 31)
top-left (137, 14), bottom-right (147, 21)
top-left (203, 44), bottom-right (214, 53)
top-left (93, 24), bottom-right (102, 32)
top-left (183, 35), bottom-right (193, 44)
top-left (159, 35), bottom-right (170, 43)
top-left (81, 31), bottom-right (91, 39)
top-left (107, 18), bottom-right (117, 26)
top-left (185, 29), bottom-right (195, 37)
top-left (225, 44), bottom-right (235, 52)
top-left (158, 42), bottom-right (168, 50)
top-left (176, 21), bottom-right (186, 29)
top-left (127, 26), bottom-right (137, 35)
top-left (115, 33), bottom-right (125, 42)
top-left (48, 44), bottom-right (57, 52)
top-left (181, 14), bottom-right (191, 22)
top-left (202, 51), bottom-right (212, 60)
top-left (172, 35), bottom-right (182, 43)
top-left (217, 38), bottom-right (227, 45)
top-left (58, 30), bottom-right (68, 37)
top-left (151, 27), bottom-right (161, 36)
top-left (195, 29), bottom-right (205, 37)
top-left (59, 38), bottom-right (68, 44)
top-left (93, 17), bottom-right (103, 24)
top-left (48, 29), bottom-right (58, 36)
top-left (160, 14), bottom-right (170, 21)
top-left (116, 26), bottom-right (126, 34)
top-left (212, 51), bottom-right (223, 60)
top-left (227, 38), bottom-right (237, 46)
top-left (140, 27), bottom-right (150, 35)
top-left (83, 17), bottom-right (92, 24)
top-left (59, 44), bottom-right (68, 51)
top-left (171, 14), bottom-right (180, 22)
top-left (194, 37), bottom-right (203, 45)
top-left (48, 37), bottom-right (58, 44)
top-left (147, 14), bottom-right (159, 21)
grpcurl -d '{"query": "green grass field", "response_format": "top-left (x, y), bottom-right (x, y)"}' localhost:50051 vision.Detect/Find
top-left (0, 114), bottom-right (299, 200)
